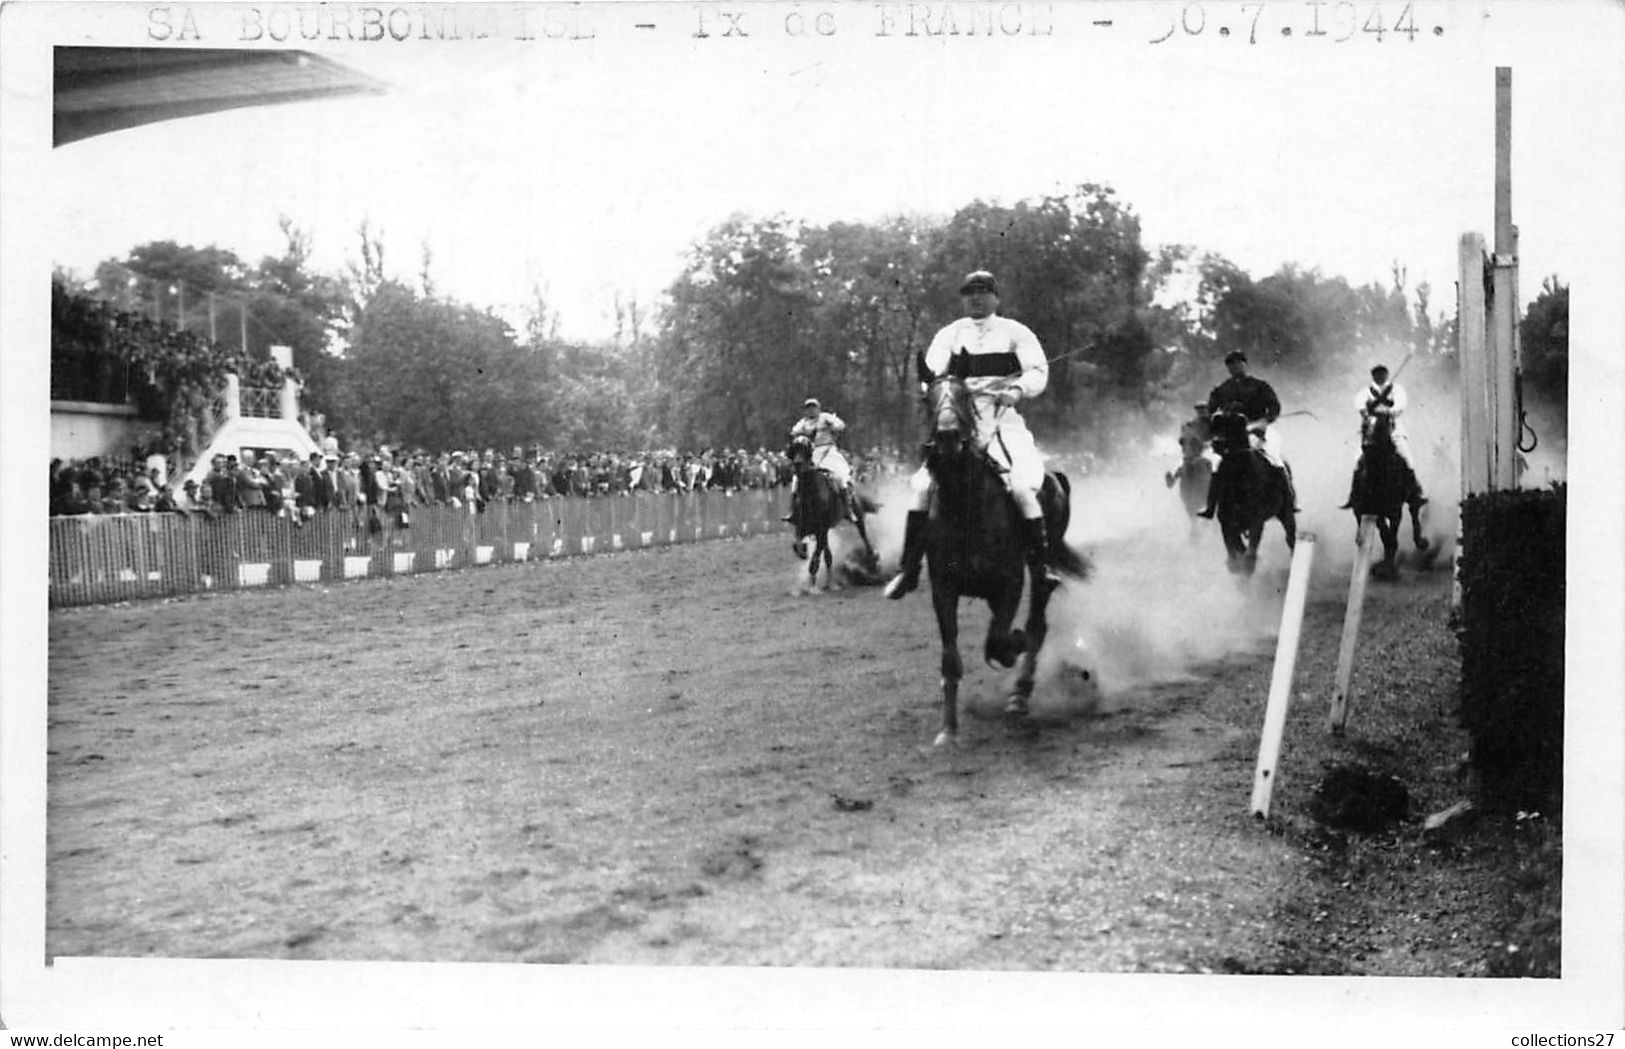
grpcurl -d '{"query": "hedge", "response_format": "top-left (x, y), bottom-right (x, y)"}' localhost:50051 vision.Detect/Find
top-left (1455, 484), bottom-right (1565, 808)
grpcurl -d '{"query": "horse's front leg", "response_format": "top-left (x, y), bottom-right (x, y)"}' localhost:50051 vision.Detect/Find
top-left (1408, 502), bottom-right (1430, 553)
top-left (1008, 573), bottom-right (1053, 720)
top-left (983, 580), bottom-right (1027, 671)
top-left (932, 579), bottom-right (962, 747)
top-left (1220, 519), bottom-right (1246, 574)
top-left (820, 535), bottom-right (835, 590)
top-left (1244, 525), bottom-right (1264, 576)
top-left (1374, 518), bottom-right (1401, 580)
top-left (849, 507), bottom-right (877, 563)
top-left (807, 533), bottom-right (829, 591)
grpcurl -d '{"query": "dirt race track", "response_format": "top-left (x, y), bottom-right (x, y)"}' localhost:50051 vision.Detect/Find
top-left (46, 504), bottom-right (1488, 975)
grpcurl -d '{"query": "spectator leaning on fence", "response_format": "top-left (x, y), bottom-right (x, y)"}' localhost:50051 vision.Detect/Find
top-left (295, 452), bottom-right (332, 515)
top-left (236, 455), bottom-right (267, 511)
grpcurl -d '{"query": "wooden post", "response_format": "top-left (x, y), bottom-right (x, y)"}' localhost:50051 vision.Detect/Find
top-left (1250, 534), bottom-right (1317, 819)
top-left (1489, 67), bottom-right (1520, 491)
top-left (1458, 232), bottom-right (1491, 497)
top-left (1328, 516), bottom-right (1376, 735)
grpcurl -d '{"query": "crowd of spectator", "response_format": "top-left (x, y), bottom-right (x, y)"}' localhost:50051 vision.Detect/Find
top-left (49, 443), bottom-right (908, 520)
top-left (52, 279), bottom-right (296, 465)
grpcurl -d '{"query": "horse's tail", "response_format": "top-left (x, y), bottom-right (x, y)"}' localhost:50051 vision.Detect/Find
top-left (1050, 534), bottom-right (1092, 581)
top-left (1045, 472), bottom-right (1092, 581)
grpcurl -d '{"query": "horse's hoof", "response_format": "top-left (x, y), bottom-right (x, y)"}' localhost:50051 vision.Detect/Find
top-left (1002, 711), bottom-right (1038, 740)
top-left (932, 730), bottom-right (956, 748)
top-left (882, 573), bottom-right (918, 600)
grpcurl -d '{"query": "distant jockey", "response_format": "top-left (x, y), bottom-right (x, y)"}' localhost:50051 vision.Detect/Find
top-left (884, 269), bottom-right (1058, 599)
top-left (781, 398), bottom-right (857, 523)
top-left (1341, 363), bottom-right (1427, 511)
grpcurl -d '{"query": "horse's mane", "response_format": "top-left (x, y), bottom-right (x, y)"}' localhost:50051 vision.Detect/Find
top-left (786, 434), bottom-right (814, 465)
top-left (1362, 411), bottom-right (1397, 448)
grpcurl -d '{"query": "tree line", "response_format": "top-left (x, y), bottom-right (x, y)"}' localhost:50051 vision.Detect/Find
top-left (54, 184), bottom-right (1569, 465)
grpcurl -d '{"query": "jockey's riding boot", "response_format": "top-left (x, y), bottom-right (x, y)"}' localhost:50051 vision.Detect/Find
top-left (780, 489), bottom-right (798, 523)
top-left (883, 510), bottom-right (928, 599)
top-left (1340, 463), bottom-right (1363, 509)
top-left (1021, 516), bottom-right (1062, 591)
top-left (1284, 465), bottom-right (1301, 514)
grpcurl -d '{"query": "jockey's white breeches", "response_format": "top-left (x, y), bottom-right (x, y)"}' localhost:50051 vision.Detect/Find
top-left (791, 446), bottom-right (851, 494)
top-left (812, 445), bottom-right (851, 487)
top-left (1250, 423), bottom-right (1286, 470)
top-left (907, 408), bottom-right (1045, 519)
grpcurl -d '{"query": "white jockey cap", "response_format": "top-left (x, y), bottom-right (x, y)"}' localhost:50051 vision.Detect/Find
top-left (959, 270), bottom-right (999, 295)
top-left (803, 398), bottom-right (820, 409)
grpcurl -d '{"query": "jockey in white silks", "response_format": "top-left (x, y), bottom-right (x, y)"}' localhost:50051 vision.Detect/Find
top-left (883, 269), bottom-right (1059, 600)
top-left (781, 398), bottom-right (856, 522)
top-left (1341, 363), bottom-right (1428, 510)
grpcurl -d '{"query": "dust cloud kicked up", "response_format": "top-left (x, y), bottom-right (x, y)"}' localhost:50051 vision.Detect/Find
top-left (847, 348), bottom-right (1564, 719)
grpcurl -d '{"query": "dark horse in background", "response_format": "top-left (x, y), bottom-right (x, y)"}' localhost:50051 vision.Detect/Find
top-left (785, 436), bottom-right (880, 591)
top-left (920, 376), bottom-right (1091, 745)
top-left (1349, 411), bottom-right (1429, 580)
top-left (1206, 408), bottom-right (1296, 575)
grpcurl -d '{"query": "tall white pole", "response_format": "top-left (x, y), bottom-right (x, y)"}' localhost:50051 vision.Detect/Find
top-left (1490, 67), bottom-right (1519, 491)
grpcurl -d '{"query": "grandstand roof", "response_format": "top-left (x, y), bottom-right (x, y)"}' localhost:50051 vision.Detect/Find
top-left (54, 46), bottom-right (386, 147)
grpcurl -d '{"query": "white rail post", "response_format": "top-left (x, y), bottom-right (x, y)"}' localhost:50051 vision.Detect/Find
top-left (1328, 516), bottom-right (1377, 735)
top-left (1250, 534), bottom-right (1317, 819)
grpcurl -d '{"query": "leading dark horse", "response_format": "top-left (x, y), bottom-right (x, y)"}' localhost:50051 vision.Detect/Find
top-left (785, 436), bottom-right (879, 591)
top-left (1349, 411), bottom-right (1429, 580)
top-left (920, 377), bottom-right (1091, 745)
top-left (1207, 408), bottom-right (1296, 575)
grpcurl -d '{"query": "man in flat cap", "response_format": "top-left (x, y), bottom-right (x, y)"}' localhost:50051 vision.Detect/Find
top-left (1199, 350), bottom-right (1296, 518)
top-left (782, 397), bottom-right (857, 523)
top-left (884, 269), bottom-right (1058, 599)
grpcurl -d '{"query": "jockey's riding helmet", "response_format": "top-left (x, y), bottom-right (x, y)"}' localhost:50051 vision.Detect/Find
top-left (959, 270), bottom-right (999, 296)
top-left (1223, 350), bottom-right (1248, 365)
top-left (803, 398), bottom-right (820, 410)
top-left (1371, 364), bottom-right (1390, 378)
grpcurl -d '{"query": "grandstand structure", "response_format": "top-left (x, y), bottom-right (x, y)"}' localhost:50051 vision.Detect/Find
top-left (173, 344), bottom-right (322, 486)
top-left (51, 45), bottom-right (381, 479)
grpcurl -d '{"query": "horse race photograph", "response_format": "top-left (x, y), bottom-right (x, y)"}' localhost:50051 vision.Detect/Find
top-left (3, 0), bottom-right (1621, 1038)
